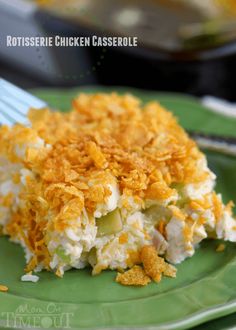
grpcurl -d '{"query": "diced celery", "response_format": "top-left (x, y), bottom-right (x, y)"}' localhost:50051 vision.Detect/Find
top-left (171, 183), bottom-right (188, 206)
top-left (96, 209), bottom-right (123, 237)
top-left (55, 246), bottom-right (71, 264)
top-left (170, 183), bottom-right (183, 190)
top-left (144, 205), bottom-right (172, 222)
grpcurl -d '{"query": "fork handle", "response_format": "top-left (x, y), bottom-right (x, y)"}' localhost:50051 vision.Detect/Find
top-left (189, 131), bottom-right (236, 157)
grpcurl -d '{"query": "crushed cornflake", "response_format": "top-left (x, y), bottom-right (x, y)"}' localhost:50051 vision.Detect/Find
top-left (216, 243), bottom-right (226, 252)
top-left (0, 285), bottom-right (8, 292)
top-left (141, 245), bottom-right (177, 283)
top-left (163, 263), bottom-right (177, 278)
top-left (117, 246), bottom-right (177, 286)
top-left (141, 245), bottom-right (166, 283)
top-left (116, 265), bottom-right (151, 286)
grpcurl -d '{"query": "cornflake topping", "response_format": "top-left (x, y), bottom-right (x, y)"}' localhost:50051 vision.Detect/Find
top-left (116, 266), bottom-right (151, 286)
top-left (0, 285), bottom-right (8, 292)
top-left (216, 243), bottom-right (226, 252)
top-left (116, 245), bottom-right (177, 286)
top-left (141, 245), bottom-right (177, 283)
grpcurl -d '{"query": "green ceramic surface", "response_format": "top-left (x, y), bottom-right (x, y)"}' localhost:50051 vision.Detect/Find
top-left (1, 87), bottom-right (236, 330)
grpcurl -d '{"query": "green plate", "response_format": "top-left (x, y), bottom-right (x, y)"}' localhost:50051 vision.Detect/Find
top-left (1, 87), bottom-right (236, 330)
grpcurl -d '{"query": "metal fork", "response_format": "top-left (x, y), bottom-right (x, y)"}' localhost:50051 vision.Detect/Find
top-left (0, 78), bottom-right (47, 126)
top-left (0, 78), bottom-right (236, 157)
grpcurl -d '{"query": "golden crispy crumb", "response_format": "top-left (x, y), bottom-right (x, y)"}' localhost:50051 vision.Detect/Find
top-left (163, 263), bottom-right (177, 278)
top-left (126, 250), bottom-right (141, 268)
top-left (119, 233), bottom-right (128, 244)
top-left (155, 220), bottom-right (166, 237)
top-left (116, 266), bottom-right (151, 286)
top-left (86, 141), bottom-right (108, 169)
top-left (225, 201), bottom-right (235, 216)
top-left (141, 245), bottom-right (177, 282)
top-left (140, 245), bottom-right (165, 282)
top-left (55, 268), bottom-right (63, 278)
top-left (216, 243), bottom-right (226, 252)
top-left (0, 285), bottom-right (8, 292)
top-left (212, 192), bottom-right (223, 221)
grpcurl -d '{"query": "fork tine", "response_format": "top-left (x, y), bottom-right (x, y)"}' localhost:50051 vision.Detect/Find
top-left (0, 78), bottom-right (47, 126)
top-left (0, 79), bottom-right (47, 109)
top-left (0, 101), bottom-right (30, 125)
top-left (1, 95), bottom-right (32, 116)
top-left (0, 109), bottom-right (13, 126)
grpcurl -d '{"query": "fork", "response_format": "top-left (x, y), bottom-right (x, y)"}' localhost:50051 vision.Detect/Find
top-left (0, 77), bottom-right (236, 157)
top-left (0, 78), bottom-right (47, 126)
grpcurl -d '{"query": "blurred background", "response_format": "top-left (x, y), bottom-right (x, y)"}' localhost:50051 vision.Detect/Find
top-left (1, 0), bottom-right (236, 99)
